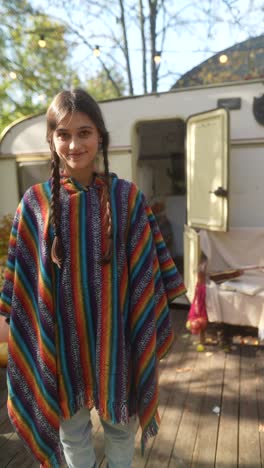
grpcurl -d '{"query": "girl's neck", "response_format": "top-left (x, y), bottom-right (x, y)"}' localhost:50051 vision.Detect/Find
top-left (65, 167), bottom-right (94, 187)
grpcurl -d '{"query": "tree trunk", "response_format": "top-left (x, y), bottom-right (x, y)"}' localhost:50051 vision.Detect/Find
top-left (119, 0), bottom-right (134, 95)
top-left (139, 0), bottom-right (147, 93)
top-left (148, 0), bottom-right (158, 92)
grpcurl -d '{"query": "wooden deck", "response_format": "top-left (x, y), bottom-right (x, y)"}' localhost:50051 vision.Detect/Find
top-left (1, 308), bottom-right (264, 467)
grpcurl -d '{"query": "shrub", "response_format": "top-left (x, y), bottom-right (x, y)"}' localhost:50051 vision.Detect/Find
top-left (0, 214), bottom-right (13, 291)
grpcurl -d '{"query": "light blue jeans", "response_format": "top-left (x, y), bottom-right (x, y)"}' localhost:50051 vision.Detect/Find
top-left (59, 407), bottom-right (137, 468)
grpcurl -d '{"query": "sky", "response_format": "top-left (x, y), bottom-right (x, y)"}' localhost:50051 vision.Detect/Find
top-left (31, 0), bottom-right (264, 95)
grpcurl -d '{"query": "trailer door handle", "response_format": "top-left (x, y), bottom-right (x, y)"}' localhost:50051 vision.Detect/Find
top-left (209, 186), bottom-right (228, 197)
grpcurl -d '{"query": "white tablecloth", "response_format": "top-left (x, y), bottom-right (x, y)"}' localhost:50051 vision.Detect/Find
top-left (199, 229), bottom-right (264, 337)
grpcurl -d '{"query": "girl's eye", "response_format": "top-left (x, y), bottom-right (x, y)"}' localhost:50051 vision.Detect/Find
top-left (79, 130), bottom-right (91, 137)
top-left (57, 132), bottom-right (69, 140)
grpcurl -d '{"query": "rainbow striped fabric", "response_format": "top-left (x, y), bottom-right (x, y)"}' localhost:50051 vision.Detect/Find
top-left (0, 174), bottom-right (186, 467)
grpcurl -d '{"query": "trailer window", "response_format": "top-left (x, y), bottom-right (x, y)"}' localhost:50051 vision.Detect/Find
top-left (17, 161), bottom-right (50, 197)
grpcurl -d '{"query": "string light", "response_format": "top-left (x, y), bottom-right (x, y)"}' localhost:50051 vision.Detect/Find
top-left (38, 34), bottom-right (46, 48)
top-left (219, 54), bottom-right (228, 64)
top-left (153, 51), bottom-right (161, 64)
top-left (9, 71), bottom-right (17, 79)
top-left (38, 94), bottom-right (46, 102)
top-left (93, 45), bottom-right (100, 57)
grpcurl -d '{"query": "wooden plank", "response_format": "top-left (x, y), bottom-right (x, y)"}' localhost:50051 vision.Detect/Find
top-left (0, 419), bottom-right (14, 449)
top-left (0, 368), bottom-right (7, 408)
top-left (239, 345), bottom-right (261, 467)
top-left (147, 349), bottom-right (198, 467)
top-left (0, 405), bottom-right (10, 429)
top-left (4, 446), bottom-right (38, 468)
top-left (132, 313), bottom-right (191, 468)
top-left (0, 368), bottom-right (7, 390)
top-left (0, 432), bottom-right (27, 467)
top-left (192, 348), bottom-right (225, 466)
top-left (215, 348), bottom-right (240, 467)
top-left (142, 338), bottom-right (197, 467)
top-left (168, 340), bottom-right (210, 467)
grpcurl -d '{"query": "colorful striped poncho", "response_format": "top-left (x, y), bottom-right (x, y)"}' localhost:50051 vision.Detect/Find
top-left (0, 174), bottom-right (186, 467)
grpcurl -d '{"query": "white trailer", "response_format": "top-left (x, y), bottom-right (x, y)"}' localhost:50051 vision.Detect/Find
top-left (1, 79), bottom-right (264, 313)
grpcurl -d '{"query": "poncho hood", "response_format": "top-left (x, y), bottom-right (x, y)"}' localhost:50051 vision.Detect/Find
top-left (59, 171), bottom-right (116, 193)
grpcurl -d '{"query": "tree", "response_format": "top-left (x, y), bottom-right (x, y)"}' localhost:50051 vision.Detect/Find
top-left (40, 0), bottom-right (264, 95)
top-left (86, 69), bottom-right (126, 101)
top-left (0, 0), bottom-right (129, 133)
top-left (1, 0), bottom-right (263, 133)
top-left (0, 0), bottom-right (82, 132)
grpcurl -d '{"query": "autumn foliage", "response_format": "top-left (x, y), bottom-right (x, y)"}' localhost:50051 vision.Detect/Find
top-left (0, 214), bottom-right (13, 291)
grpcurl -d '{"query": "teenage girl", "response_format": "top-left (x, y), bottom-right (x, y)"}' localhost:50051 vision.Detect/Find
top-left (0, 89), bottom-right (186, 468)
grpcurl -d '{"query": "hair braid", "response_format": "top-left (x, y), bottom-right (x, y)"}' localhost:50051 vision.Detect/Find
top-left (50, 150), bottom-right (63, 268)
top-left (101, 140), bottom-right (113, 264)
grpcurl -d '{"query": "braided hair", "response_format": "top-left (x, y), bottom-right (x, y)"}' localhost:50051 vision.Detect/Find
top-left (46, 89), bottom-right (112, 267)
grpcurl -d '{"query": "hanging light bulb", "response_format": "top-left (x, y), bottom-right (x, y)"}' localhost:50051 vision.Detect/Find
top-left (9, 71), bottom-right (17, 80)
top-left (38, 94), bottom-right (46, 102)
top-left (153, 51), bottom-right (161, 64)
top-left (93, 45), bottom-right (100, 57)
top-left (38, 34), bottom-right (46, 48)
top-left (219, 54), bottom-right (228, 64)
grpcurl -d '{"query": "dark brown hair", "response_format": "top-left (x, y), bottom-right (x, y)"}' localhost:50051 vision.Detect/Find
top-left (46, 88), bottom-right (112, 267)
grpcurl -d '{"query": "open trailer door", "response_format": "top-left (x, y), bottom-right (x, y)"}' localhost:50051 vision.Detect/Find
top-left (184, 108), bottom-right (229, 300)
top-left (186, 107), bottom-right (229, 231)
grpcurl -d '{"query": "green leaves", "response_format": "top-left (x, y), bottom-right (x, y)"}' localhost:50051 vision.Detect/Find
top-left (0, 0), bottom-right (127, 134)
top-left (0, 1), bottom-right (80, 133)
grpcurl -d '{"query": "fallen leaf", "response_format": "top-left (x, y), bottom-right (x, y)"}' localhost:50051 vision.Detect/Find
top-left (175, 367), bottom-right (193, 373)
top-left (212, 406), bottom-right (220, 415)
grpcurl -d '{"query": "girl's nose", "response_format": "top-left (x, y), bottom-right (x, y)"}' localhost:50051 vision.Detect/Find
top-left (69, 137), bottom-right (79, 150)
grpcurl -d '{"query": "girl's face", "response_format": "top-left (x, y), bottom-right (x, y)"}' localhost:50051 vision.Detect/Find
top-left (53, 111), bottom-right (101, 184)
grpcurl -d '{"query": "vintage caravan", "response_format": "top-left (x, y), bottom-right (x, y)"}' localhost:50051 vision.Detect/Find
top-left (1, 79), bottom-right (264, 320)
